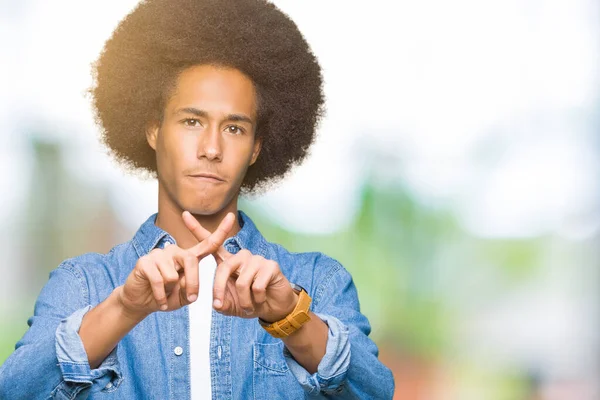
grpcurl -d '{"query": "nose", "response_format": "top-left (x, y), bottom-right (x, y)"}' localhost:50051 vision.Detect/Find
top-left (197, 125), bottom-right (222, 161)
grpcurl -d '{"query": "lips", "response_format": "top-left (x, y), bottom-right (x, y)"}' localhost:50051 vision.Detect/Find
top-left (188, 173), bottom-right (225, 183)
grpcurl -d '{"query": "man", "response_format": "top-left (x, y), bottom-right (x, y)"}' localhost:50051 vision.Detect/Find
top-left (0, 0), bottom-right (395, 398)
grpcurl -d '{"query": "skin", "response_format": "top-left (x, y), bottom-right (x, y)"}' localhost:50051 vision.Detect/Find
top-left (79, 65), bottom-right (328, 375)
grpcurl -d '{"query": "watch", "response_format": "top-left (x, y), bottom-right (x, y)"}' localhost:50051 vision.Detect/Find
top-left (258, 283), bottom-right (312, 338)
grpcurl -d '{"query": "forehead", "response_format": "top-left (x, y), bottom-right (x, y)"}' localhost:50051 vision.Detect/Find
top-left (167, 64), bottom-right (257, 118)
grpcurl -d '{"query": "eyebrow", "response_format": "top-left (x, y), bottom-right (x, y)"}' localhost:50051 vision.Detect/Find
top-left (175, 107), bottom-right (254, 125)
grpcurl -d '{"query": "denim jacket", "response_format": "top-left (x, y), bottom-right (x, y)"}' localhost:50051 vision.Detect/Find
top-left (0, 211), bottom-right (394, 399)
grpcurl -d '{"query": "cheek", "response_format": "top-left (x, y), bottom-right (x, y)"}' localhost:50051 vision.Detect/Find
top-left (240, 139), bottom-right (258, 161)
top-left (158, 131), bottom-right (192, 166)
top-left (156, 138), bottom-right (175, 171)
top-left (231, 147), bottom-right (255, 175)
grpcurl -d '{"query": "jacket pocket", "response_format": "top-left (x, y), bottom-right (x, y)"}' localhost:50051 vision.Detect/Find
top-left (253, 342), bottom-right (306, 399)
top-left (253, 342), bottom-right (289, 374)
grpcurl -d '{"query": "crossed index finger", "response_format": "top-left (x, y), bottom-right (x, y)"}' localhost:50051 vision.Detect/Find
top-left (182, 211), bottom-right (234, 262)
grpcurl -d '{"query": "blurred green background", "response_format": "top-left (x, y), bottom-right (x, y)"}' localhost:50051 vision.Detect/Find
top-left (1, 1), bottom-right (599, 399)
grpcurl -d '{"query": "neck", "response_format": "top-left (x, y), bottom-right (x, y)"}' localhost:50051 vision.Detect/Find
top-left (155, 186), bottom-right (241, 249)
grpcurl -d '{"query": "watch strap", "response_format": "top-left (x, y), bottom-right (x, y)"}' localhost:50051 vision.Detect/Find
top-left (259, 283), bottom-right (312, 338)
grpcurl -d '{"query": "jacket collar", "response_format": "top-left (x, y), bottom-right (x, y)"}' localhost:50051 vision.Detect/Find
top-left (131, 210), bottom-right (266, 258)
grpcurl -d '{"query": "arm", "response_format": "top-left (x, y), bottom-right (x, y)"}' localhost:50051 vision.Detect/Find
top-left (282, 262), bottom-right (396, 399)
top-left (280, 310), bottom-right (328, 374)
top-left (78, 287), bottom-right (145, 369)
top-left (0, 211), bottom-right (235, 399)
top-left (80, 211), bottom-right (234, 369)
top-left (183, 218), bottom-right (395, 397)
top-left (0, 264), bottom-right (121, 400)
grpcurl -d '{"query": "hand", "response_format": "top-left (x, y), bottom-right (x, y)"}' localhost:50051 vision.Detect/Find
top-left (182, 212), bottom-right (298, 322)
top-left (118, 212), bottom-right (235, 319)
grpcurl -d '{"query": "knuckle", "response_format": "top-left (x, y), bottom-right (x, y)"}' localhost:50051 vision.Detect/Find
top-left (149, 274), bottom-right (163, 285)
top-left (264, 260), bottom-right (277, 272)
top-left (239, 298), bottom-right (251, 308)
top-left (166, 272), bottom-right (179, 283)
top-left (137, 255), bottom-right (151, 266)
top-left (235, 279), bottom-right (247, 291)
top-left (149, 248), bottom-right (162, 256)
top-left (252, 284), bottom-right (265, 294)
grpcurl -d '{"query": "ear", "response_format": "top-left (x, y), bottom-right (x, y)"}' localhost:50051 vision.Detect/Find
top-left (146, 122), bottom-right (159, 151)
top-left (249, 137), bottom-right (262, 166)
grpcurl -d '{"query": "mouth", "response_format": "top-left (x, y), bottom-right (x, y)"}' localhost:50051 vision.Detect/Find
top-left (188, 173), bottom-right (225, 183)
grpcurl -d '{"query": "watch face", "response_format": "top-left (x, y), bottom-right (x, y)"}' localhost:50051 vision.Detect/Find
top-left (289, 282), bottom-right (306, 294)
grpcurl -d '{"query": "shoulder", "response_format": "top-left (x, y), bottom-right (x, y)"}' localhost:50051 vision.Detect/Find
top-left (53, 241), bottom-right (136, 304)
top-left (263, 241), bottom-right (352, 300)
top-left (265, 241), bottom-right (343, 271)
top-left (61, 241), bottom-right (131, 272)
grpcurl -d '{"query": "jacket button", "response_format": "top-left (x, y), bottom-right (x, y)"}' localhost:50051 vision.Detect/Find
top-left (174, 346), bottom-right (183, 356)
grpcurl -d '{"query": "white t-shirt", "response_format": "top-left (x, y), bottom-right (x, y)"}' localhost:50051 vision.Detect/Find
top-left (189, 254), bottom-right (217, 400)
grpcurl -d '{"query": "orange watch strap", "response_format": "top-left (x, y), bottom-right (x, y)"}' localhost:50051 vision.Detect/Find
top-left (260, 285), bottom-right (312, 338)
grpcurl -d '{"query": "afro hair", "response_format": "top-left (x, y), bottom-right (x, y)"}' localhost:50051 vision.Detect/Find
top-left (91, 0), bottom-right (324, 193)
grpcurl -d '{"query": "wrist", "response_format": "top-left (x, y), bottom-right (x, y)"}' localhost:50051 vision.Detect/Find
top-left (261, 291), bottom-right (299, 324)
top-left (113, 286), bottom-right (150, 323)
top-left (259, 284), bottom-right (312, 339)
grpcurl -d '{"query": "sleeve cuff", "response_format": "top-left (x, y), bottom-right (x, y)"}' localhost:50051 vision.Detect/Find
top-left (283, 313), bottom-right (351, 396)
top-left (55, 306), bottom-right (122, 394)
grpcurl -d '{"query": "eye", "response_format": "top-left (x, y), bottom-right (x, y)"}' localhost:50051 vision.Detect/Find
top-left (182, 118), bottom-right (202, 127)
top-left (225, 125), bottom-right (244, 135)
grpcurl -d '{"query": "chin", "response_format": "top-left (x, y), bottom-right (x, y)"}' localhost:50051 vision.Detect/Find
top-left (181, 198), bottom-right (228, 217)
top-left (183, 204), bottom-right (221, 216)
top-left (175, 185), bottom-right (237, 217)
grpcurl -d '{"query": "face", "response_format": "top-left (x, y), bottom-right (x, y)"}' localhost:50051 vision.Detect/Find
top-left (146, 64), bottom-right (261, 216)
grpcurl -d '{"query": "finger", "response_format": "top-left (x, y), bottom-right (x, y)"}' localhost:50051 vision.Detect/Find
top-left (139, 258), bottom-right (168, 311)
top-left (178, 250), bottom-right (199, 303)
top-left (212, 251), bottom-right (248, 310)
top-left (235, 255), bottom-right (262, 314)
top-left (186, 212), bottom-right (235, 260)
top-left (213, 245), bottom-right (233, 265)
top-left (195, 215), bottom-right (234, 262)
top-left (179, 274), bottom-right (187, 304)
top-left (162, 243), bottom-right (184, 272)
top-left (154, 250), bottom-right (180, 294)
top-left (252, 260), bottom-right (278, 306)
top-left (182, 210), bottom-right (211, 241)
top-left (193, 236), bottom-right (231, 264)
top-left (183, 210), bottom-right (235, 245)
